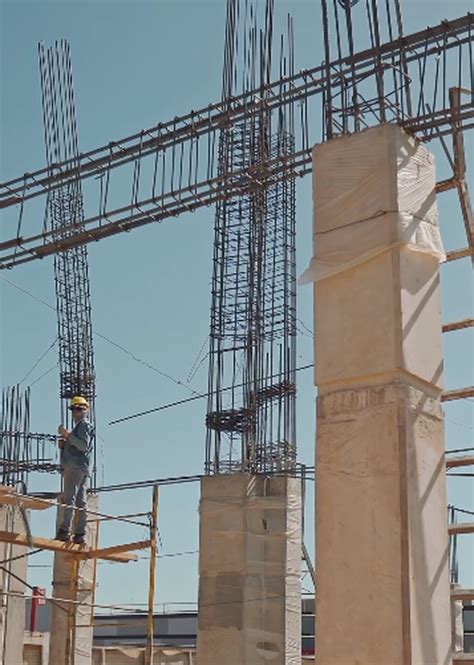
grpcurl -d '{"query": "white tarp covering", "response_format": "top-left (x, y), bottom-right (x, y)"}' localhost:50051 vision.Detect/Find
top-left (300, 124), bottom-right (445, 285)
top-left (94, 646), bottom-right (194, 665)
top-left (198, 475), bottom-right (301, 665)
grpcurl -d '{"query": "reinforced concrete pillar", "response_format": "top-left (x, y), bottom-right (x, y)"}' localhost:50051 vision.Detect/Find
top-left (309, 124), bottom-right (452, 665)
top-left (197, 474), bottom-right (301, 665)
top-left (0, 505), bottom-right (27, 665)
top-left (48, 494), bottom-right (98, 665)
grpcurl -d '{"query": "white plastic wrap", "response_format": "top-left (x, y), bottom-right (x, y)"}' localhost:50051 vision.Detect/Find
top-left (300, 124), bottom-right (445, 285)
top-left (199, 491), bottom-right (301, 577)
top-left (198, 475), bottom-right (302, 665)
top-left (158, 649), bottom-right (194, 664)
top-left (95, 647), bottom-right (194, 664)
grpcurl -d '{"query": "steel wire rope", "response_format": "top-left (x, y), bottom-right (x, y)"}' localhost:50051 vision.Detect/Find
top-left (0, 548), bottom-right (43, 566)
top-left (16, 338), bottom-right (58, 386)
top-left (0, 565), bottom-right (70, 615)
top-left (0, 276), bottom-right (202, 396)
top-left (92, 466), bottom-right (316, 494)
top-left (446, 417), bottom-right (474, 430)
top-left (29, 363), bottom-right (59, 388)
top-left (1, 586), bottom-right (300, 613)
top-left (109, 362), bottom-right (314, 425)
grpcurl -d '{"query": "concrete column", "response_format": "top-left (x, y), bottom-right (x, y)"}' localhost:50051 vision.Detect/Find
top-left (0, 505), bottom-right (27, 665)
top-left (311, 124), bottom-right (452, 665)
top-left (197, 474), bottom-right (301, 665)
top-left (48, 494), bottom-right (98, 665)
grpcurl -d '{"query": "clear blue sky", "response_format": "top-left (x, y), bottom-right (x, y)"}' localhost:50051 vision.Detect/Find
top-left (1, 0), bottom-right (473, 611)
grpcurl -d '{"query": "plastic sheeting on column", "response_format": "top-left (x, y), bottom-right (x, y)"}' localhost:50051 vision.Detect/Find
top-left (300, 124), bottom-right (446, 285)
top-left (198, 475), bottom-right (302, 665)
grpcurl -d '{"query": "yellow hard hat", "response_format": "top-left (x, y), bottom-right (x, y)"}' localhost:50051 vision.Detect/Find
top-left (70, 396), bottom-right (90, 410)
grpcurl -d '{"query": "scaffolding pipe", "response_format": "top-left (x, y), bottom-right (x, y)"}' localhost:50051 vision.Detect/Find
top-left (145, 486), bottom-right (159, 665)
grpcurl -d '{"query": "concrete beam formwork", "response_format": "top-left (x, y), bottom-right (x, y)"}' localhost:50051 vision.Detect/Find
top-left (310, 124), bottom-right (452, 665)
top-left (48, 494), bottom-right (98, 665)
top-left (197, 474), bottom-right (301, 665)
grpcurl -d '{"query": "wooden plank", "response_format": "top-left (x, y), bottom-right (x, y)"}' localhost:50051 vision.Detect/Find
top-left (79, 539), bottom-right (151, 561)
top-left (453, 655), bottom-right (474, 665)
top-left (444, 247), bottom-right (474, 262)
top-left (451, 588), bottom-right (474, 601)
top-left (457, 177), bottom-right (474, 263)
top-left (436, 178), bottom-right (456, 193)
top-left (0, 531), bottom-right (138, 563)
top-left (443, 318), bottom-right (474, 333)
top-left (448, 523), bottom-right (474, 535)
top-left (442, 387), bottom-right (474, 402)
top-left (446, 456), bottom-right (474, 469)
top-left (0, 493), bottom-right (51, 511)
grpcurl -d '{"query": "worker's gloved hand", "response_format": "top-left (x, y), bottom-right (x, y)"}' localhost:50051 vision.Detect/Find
top-left (58, 425), bottom-right (69, 439)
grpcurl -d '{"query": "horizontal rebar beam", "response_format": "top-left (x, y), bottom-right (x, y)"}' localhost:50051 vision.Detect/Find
top-left (0, 151), bottom-right (311, 269)
top-left (0, 14), bottom-right (473, 269)
top-left (0, 430), bottom-right (57, 441)
top-left (2, 13), bottom-right (472, 205)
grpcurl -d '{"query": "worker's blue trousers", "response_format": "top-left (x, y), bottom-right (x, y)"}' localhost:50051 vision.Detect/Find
top-left (58, 466), bottom-right (88, 536)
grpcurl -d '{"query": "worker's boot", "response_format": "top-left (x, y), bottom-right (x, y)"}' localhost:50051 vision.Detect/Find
top-left (56, 529), bottom-right (70, 542)
top-left (73, 533), bottom-right (85, 545)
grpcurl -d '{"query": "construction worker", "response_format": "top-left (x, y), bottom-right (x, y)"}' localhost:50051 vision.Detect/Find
top-left (56, 396), bottom-right (93, 544)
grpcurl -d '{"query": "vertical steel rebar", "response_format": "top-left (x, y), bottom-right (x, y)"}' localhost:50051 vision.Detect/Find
top-left (38, 40), bottom-right (97, 486)
top-left (206, 0), bottom-right (297, 476)
top-left (0, 387), bottom-right (57, 486)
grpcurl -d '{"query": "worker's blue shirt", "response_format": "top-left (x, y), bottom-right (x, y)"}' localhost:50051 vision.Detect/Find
top-left (62, 418), bottom-right (93, 474)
